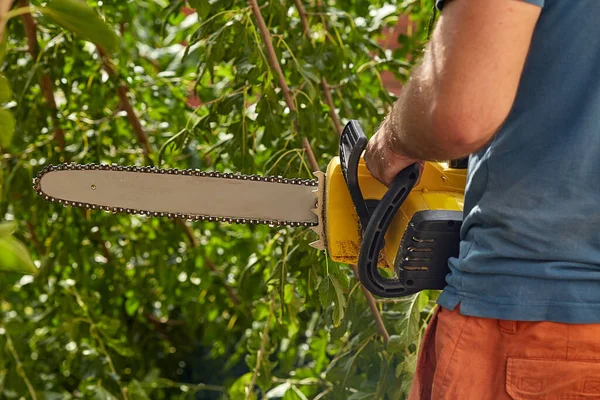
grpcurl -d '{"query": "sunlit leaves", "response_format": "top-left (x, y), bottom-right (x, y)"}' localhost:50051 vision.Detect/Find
top-left (0, 75), bottom-right (11, 103)
top-left (0, 0), bottom-right (438, 398)
top-left (0, 35), bottom-right (6, 64)
top-left (41, 0), bottom-right (119, 53)
top-left (0, 109), bottom-right (15, 147)
top-left (0, 73), bottom-right (13, 147)
top-left (396, 292), bottom-right (430, 350)
top-left (0, 235), bottom-right (37, 274)
top-left (318, 264), bottom-right (349, 327)
top-left (189, 0), bottom-right (210, 19)
top-left (0, 221), bottom-right (17, 237)
top-left (386, 334), bottom-right (404, 355)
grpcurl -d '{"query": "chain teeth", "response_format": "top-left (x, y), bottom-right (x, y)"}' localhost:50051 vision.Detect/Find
top-left (33, 163), bottom-right (319, 228)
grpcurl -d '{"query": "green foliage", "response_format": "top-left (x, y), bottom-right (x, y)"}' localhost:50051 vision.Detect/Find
top-left (0, 225), bottom-right (37, 274)
top-left (0, 108), bottom-right (15, 147)
top-left (0, 74), bottom-right (12, 103)
top-left (0, 0), bottom-right (438, 398)
top-left (41, 0), bottom-right (120, 52)
top-left (0, 66), bottom-right (14, 147)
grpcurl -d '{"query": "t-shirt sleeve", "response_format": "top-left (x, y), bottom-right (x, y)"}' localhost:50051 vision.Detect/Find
top-left (436, 0), bottom-right (544, 11)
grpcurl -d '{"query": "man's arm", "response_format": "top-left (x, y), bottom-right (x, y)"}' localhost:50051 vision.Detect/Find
top-left (365, 0), bottom-right (542, 185)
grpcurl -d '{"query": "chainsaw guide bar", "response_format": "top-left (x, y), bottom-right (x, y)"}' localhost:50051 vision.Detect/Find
top-left (33, 163), bottom-right (324, 233)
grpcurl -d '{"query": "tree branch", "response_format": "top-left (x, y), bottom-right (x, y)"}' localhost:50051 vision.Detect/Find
top-left (320, 77), bottom-right (342, 136)
top-left (292, 0), bottom-right (390, 343)
top-left (3, 327), bottom-right (38, 400)
top-left (175, 218), bottom-right (197, 247)
top-left (18, 0), bottom-right (66, 151)
top-left (292, 1), bottom-right (343, 136)
top-left (246, 298), bottom-right (274, 400)
top-left (350, 264), bottom-right (390, 342)
top-left (248, 0), bottom-right (320, 172)
top-left (205, 258), bottom-right (242, 306)
top-left (96, 47), bottom-right (152, 157)
top-left (292, 0), bottom-right (310, 38)
top-left (26, 220), bottom-right (43, 255)
top-left (0, 0), bottom-right (13, 44)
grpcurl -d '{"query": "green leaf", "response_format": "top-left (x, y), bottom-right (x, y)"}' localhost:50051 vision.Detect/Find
top-left (127, 380), bottom-right (150, 400)
top-left (189, 0), bottom-right (210, 19)
top-left (395, 293), bottom-right (424, 349)
top-left (125, 297), bottom-right (140, 316)
top-left (0, 75), bottom-right (12, 103)
top-left (228, 373), bottom-right (255, 399)
top-left (330, 274), bottom-right (346, 326)
top-left (0, 108), bottom-right (15, 147)
top-left (0, 34), bottom-right (6, 64)
top-left (386, 335), bottom-right (403, 355)
top-left (103, 336), bottom-right (135, 357)
top-left (0, 221), bottom-right (17, 237)
top-left (41, 0), bottom-right (119, 53)
top-left (0, 236), bottom-right (37, 274)
top-left (90, 385), bottom-right (118, 400)
top-left (318, 275), bottom-right (334, 309)
top-left (318, 269), bottom-right (347, 327)
top-left (282, 386), bottom-right (307, 400)
top-left (348, 391), bottom-right (375, 400)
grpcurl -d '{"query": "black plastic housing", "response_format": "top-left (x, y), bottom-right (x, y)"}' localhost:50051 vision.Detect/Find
top-left (395, 210), bottom-right (462, 293)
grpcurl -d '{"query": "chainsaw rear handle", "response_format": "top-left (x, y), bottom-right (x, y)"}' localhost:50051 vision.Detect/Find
top-left (339, 120), bottom-right (421, 298)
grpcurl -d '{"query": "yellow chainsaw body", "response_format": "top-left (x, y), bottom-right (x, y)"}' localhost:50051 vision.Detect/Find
top-left (324, 157), bottom-right (467, 268)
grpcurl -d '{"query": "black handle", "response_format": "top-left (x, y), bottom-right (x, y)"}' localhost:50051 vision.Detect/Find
top-left (339, 121), bottom-right (421, 297)
top-left (339, 120), bottom-right (371, 230)
top-left (357, 164), bottom-right (420, 297)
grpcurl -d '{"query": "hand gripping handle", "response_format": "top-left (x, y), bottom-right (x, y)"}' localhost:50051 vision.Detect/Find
top-left (340, 120), bottom-right (420, 298)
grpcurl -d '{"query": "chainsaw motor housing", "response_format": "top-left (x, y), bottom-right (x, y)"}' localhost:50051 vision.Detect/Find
top-left (324, 121), bottom-right (467, 298)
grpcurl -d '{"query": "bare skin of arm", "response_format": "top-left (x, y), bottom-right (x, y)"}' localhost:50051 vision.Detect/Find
top-left (364, 0), bottom-right (542, 186)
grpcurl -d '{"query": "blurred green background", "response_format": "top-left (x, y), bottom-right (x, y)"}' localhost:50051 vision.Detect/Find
top-left (0, 0), bottom-right (438, 398)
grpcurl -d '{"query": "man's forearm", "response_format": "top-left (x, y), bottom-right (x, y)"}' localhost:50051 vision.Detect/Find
top-left (366, 0), bottom-right (541, 184)
top-left (384, 61), bottom-right (452, 162)
top-left (383, 58), bottom-right (490, 162)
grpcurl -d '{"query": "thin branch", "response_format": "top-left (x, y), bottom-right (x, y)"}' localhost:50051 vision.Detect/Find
top-left (247, 0), bottom-right (320, 172)
top-left (68, 287), bottom-right (129, 400)
top-left (246, 298), bottom-right (274, 400)
top-left (292, 2), bottom-right (342, 136)
top-left (320, 77), bottom-right (342, 136)
top-left (175, 218), bottom-right (197, 248)
top-left (3, 326), bottom-right (38, 400)
top-left (205, 259), bottom-right (242, 306)
top-left (96, 47), bottom-right (152, 157)
top-left (301, 136), bottom-right (319, 172)
top-left (350, 264), bottom-right (390, 342)
top-left (248, 0), bottom-right (293, 109)
top-left (292, 0), bottom-right (390, 342)
top-left (293, 0), bottom-right (310, 37)
top-left (313, 387), bottom-right (333, 400)
top-left (26, 220), bottom-right (43, 255)
top-left (18, 0), bottom-right (66, 151)
top-left (0, 0), bottom-right (13, 43)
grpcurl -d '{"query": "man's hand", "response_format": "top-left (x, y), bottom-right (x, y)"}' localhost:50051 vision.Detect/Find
top-left (364, 119), bottom-right (422, 186)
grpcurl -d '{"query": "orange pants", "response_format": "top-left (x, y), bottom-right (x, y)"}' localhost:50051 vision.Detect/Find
top-left (408, 305), bottom-right (600, 400)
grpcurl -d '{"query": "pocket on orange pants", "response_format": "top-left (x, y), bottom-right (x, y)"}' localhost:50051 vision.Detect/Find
top-left (506, 357), bottom-right (600, 399)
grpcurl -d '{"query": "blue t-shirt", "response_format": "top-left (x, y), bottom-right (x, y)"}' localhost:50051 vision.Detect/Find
top-left (435, 0), bottom-right (600, 323)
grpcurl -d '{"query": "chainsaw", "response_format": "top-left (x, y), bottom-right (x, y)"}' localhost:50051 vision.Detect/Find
top-left (33, 121), bottom-right (466, 298)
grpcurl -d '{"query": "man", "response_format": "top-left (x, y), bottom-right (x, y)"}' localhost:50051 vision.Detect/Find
top-left (364, 0), bottom-right (600, 398)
